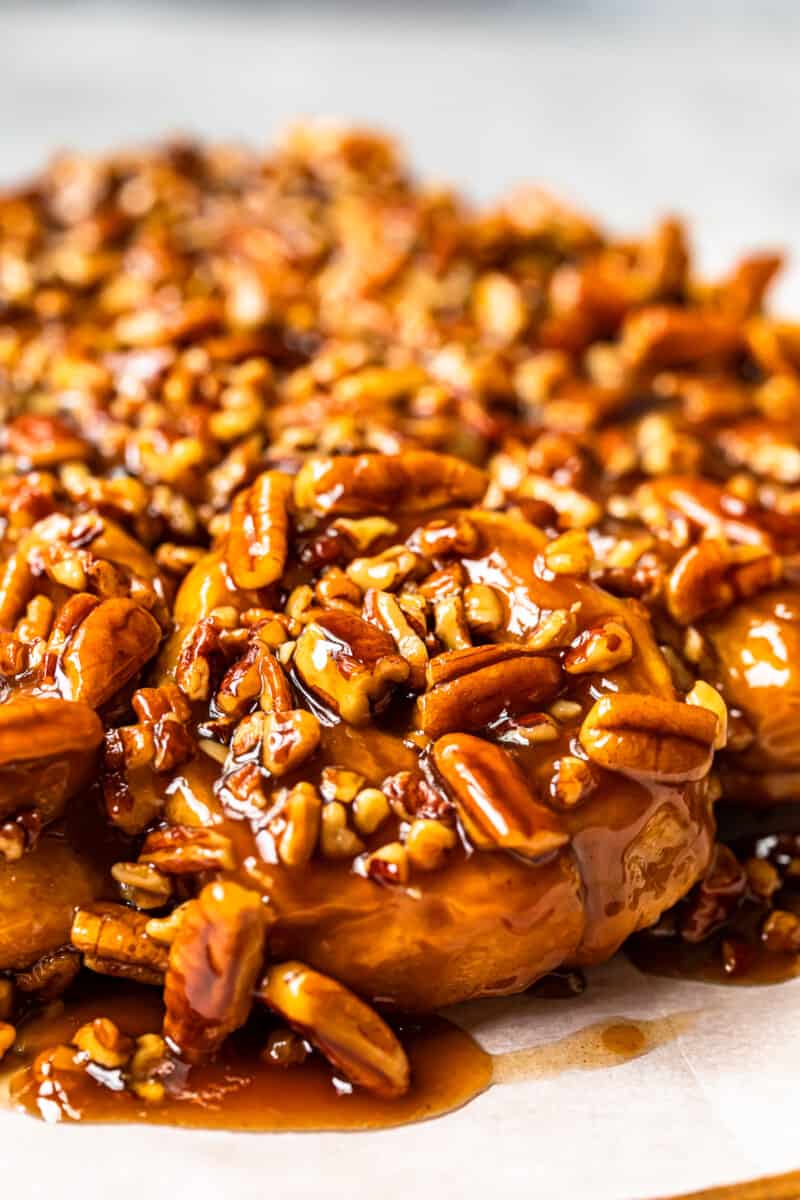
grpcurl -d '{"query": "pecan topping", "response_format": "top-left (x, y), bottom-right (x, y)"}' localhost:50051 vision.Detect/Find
top-left (293, 610), bottom-right (409, 724)
top-left (433, 732), bottom-right (569, 859)
top-left (71, 903), bottom-right (169, 985)
top-left (258, 961), bottom-right (409, 1098)
top-left (49, 597), bottom-right (162, 708)
top-left (417, 645), bottom-right (561, 739)
top-left (294, 452), bottom-right (486, 516)
top-left (226, 471), bottom-right (293, 590)
top-left (163, 881), bottom-right (266, 1062)
top-left (579, 694), bottom-right (717, 782)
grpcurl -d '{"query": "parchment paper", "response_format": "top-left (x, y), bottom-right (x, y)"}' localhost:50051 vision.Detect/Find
top-left (2, 954), bottom-right (798, 1200)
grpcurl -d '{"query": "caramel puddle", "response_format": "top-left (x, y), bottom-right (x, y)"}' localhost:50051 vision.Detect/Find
top-left (628, 932), bottom-right (800, 987)
top-left (2, 980), bottom-right (492, 1131)
top-left (492, 1011), bottom-right (698, 1084)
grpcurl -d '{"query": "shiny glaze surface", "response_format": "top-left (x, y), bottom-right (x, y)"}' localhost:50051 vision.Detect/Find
top-left (153, 508), bottom-right (715, 1009)
top-left (4, 981), bottom-right (491, 1130)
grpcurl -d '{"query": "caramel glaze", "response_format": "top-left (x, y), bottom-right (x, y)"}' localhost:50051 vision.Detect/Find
top-left (627, 928), bottom-right (800, 987)
top-left (3, 980), bottom-right (491, 1130)
top-left (705, 588), bottom-right (800, 804)
top-left (492, 1012), bottom-right (696, 1083)
top-left (151, 509), bottom-right (715, 1010)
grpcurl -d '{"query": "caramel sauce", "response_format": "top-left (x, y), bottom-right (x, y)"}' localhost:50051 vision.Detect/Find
top-left (491, 1012), bottom-right (695, 1084)
top-left (627, 931), bottom-right (800, 986)
top-left (1, 980), bottom-right (491, 1130)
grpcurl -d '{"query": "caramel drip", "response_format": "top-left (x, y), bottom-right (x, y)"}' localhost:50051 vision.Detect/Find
top-left (491, 1011), bottom-right (697, 1084)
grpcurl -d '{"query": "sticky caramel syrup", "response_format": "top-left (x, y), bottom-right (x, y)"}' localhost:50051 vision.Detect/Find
top-left (492, 1012), bottom-right (696, 1084)
top-left (627, 930), bottom-right (800, 987)
top-left (2, 979), bottom-right (491, 1130)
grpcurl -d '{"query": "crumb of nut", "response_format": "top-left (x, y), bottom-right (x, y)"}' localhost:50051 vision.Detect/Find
top-left (320, 801), bottom-right (365, 859)
top-left (686, 680), bottom-right (728, 749)
top-left (320, 767), bottom-right (365, 803)
top-left (278, 782), bottom-right (322, 867)
top-left (563, 619), bottom-right (633, 675)
top-left (745, 857), bottom-right (781, 901)
top-left (352, 787), bottom-right (391, 835)
top-left (683, 626), bottom-right (707, 664)
top-left (463, 583), bottom-right (503, 636)
top-left (0, 1020), bottom-right (15, 1060)
top-left (362, 841), bottom-right (410, 886)
top-left (73, 1017), bottom-right (134, 1068)
top-left (111, 861), bottom-right (173, 909)
top-left (551, 756), bottom-right (597, 808)
top-left (548, 699), bottom-right (583, 723)
top-left (404, 819), bottom-right (457, 870)
top-left (145, 902), bottom-right (192, 946)
top-left (262, 1027), bottom-right (310, 1068)
top-left (542, 530), bottom-right (594, 577)
top-left (762, 910), bottom-right (800, 953)
top-left (129, 1032), bottom-right (169, 1102)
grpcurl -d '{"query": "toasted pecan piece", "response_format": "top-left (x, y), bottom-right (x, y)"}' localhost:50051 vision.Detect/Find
top-left (163, 881), bottom-right (267, 1062)
top-left (433, 732), bottom-right (569, 859)
top-left (258, 961), bottom-right (409, 1098)
top-left (294, 451), bottom-right (486, 516)
top-left (579, 693), bottom-right (717, 782)
top-left (417, 645), bottom-right (561, 739)
top-left (226, 471), bottom-right (293, 590)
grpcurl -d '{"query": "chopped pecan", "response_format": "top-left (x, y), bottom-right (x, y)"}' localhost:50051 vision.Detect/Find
top-left (163, 880), bottom-right (266, 1062)
top-left (6, 414), bottom-right (88, 467)
top-left (71, 903), bottom-right (169, 984)
top-left (14, 947), bottom-right (81, 999)
top-left (258, 961), bottom-right (409, 1098)
top-left (579, 693), bottom-right (717, 782)
top-left (294, 451), bottom-right (486, 516)
top-left (175, 617), bottom-right (224, 701)
top-left (621, 305), bottom-right (742, 370)
top-left (139, 826), bottom-right (236, 874)
top-left (363, 588), bottom-right (428, 688)
top-left (563, 619), bottom-right (633, 675)
top-left (433, 732), bottom-right (569, 859)
top-left (680, 845), bottom-right (746, 943)
top-left (293, 609), bottom-right (409, 724)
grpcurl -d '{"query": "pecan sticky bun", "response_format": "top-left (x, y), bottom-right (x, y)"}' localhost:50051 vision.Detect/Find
top-left (0, 123), bottom-right (797, 1114)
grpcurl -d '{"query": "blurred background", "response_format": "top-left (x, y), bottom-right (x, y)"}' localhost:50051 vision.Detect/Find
top-left (2, 0), bottom-right (799, 302)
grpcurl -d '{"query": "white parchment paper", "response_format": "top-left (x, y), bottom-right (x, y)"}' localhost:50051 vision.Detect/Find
top-left (2, 954), bottom-right (798, 1200)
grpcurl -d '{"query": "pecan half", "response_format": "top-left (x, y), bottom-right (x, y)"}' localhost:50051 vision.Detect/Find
top-left (0, 696), bottom-right (104, 822)
top-left (226, 471), bottom-right (292, 590)
top-left (294, 451), bottom-right (486, 516)
top-left (433, 732), bottom-right (569, 859)
top-left (163, 881), bottom-right (266, 1062)
top-left (666, 539), bottom-right (781, 625)
top-left (258, 961), bottom-right (409, 1098)
top-left (71, 903), bottom-right (169, 985)
top-left (579, 694), bottom-right (717, 782)
top-left (50, 596), bottom-right (162, 708)
top-left (417, 645), bottom-right (561, 739)
top-left (620, 305), bottom-right (742, 370)
top-left (139, 826), bottom-right (236, 874)
top-left (293, 610), bottom-right (409, 724)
